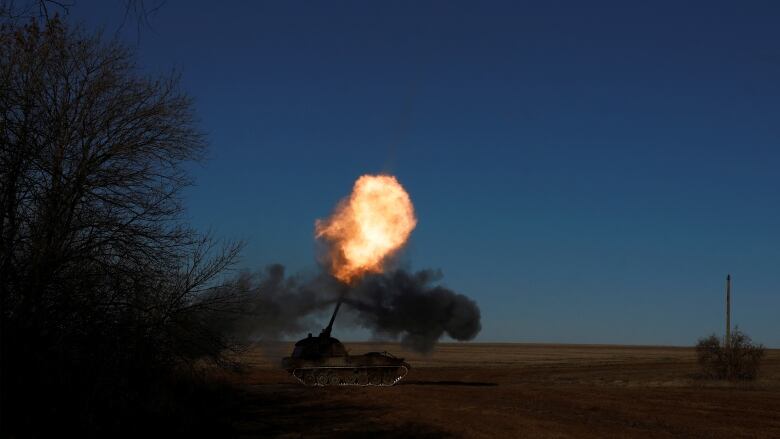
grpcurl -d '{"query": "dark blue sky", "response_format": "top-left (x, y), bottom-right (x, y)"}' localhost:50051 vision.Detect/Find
top-left (74, 1), bottom-right (780, 346)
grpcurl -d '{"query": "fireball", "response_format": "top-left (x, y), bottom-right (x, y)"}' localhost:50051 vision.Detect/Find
top-left (316, 174), bottom-right (416, 283)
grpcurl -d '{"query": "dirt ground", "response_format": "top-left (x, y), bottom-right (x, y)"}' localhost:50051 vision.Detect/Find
top-left (227, 342), bottom-right (780, 438)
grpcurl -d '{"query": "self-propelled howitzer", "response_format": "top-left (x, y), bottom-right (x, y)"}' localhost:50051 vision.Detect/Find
top-left (281, 297), bottom-right (410, 386)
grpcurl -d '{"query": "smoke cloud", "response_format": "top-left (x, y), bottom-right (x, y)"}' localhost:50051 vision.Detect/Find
top-left (346, 269), bottom-right (481, 352)
top-left (215, 264), bottom-right (481, 353)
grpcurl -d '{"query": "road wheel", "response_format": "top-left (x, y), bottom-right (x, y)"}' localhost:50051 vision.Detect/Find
top-left (317, 372), bottom-right (329, 386)
top-left (382, 369), bottom-right (396, 386)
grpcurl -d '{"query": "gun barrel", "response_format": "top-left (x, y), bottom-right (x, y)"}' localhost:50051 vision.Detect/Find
top-left (322, 296), bottom-right (343, 337)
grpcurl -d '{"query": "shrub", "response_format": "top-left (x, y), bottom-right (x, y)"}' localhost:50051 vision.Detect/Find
top-left (695, 328), bottom-right (765, 380)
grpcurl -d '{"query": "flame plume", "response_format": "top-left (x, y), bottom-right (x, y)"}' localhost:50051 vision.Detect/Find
top-left (316, 174), bottom-right (417, 283)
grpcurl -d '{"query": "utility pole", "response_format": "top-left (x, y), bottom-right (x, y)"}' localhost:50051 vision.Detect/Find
top-left (725, 274), bottom-right (731, 347)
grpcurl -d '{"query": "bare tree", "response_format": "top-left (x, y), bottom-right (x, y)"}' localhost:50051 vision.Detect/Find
top-left (1, 0), bottom-right (74, 21)
top-left (0, 18), bottom-right (243, 434)
top-left (2, 1), bottom-right (162, 36)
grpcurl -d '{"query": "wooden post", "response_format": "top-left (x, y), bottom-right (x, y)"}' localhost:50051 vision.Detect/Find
top-left (725, 274), bottom-right (731, 347)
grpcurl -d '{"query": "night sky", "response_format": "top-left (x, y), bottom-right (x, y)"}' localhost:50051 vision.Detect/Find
top-left (74, 1), bottom-right (780, 346)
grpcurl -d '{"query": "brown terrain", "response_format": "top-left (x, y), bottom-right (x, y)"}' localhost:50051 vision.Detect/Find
top-left (226, 342), bottom-right (780, 438)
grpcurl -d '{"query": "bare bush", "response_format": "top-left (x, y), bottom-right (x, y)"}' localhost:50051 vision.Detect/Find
top-left (695, 328), bottom-right (765, 380)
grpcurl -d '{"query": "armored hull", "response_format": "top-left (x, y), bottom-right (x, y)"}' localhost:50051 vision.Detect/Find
top-left (282, 334), bottom-right (410, 386)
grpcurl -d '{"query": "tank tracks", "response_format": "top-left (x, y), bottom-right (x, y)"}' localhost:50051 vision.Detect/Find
top-left (290, 365), bottom-right (408, 386)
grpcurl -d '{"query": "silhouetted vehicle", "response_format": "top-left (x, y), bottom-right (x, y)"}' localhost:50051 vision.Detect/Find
top-left (282, 300), bottom-right (410, 386)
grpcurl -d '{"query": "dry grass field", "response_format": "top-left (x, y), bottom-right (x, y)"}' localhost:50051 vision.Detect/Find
top-left (226, 342), bottom-right (780, 438)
